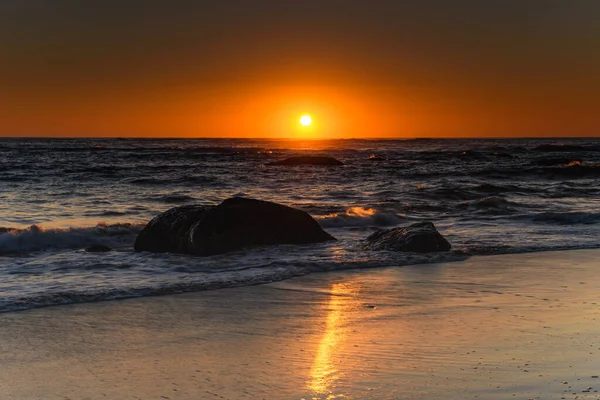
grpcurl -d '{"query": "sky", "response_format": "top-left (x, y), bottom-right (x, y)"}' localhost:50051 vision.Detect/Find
top-left (1, 0), bottom-right (599, 138)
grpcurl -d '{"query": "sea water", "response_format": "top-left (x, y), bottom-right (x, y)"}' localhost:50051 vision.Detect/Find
top-left (1, 138), bottom-right (599, 312)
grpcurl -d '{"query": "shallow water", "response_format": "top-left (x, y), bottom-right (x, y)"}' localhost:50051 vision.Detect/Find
top-left (1, 138), bottom-right (599, 311)
top-left (2, 250), bottom-right (600, 399)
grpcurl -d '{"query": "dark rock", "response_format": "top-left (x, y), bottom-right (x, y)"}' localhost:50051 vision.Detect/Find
top-left (134, 205), bottom-right (213, 253)
top-left (85, 244), bottom-right (112, 252)
top-left (188, 197), bottom-right (336, 255)
top-left (135, 198), bottom-right (336, 255)
top-left (267, 156), bottom-right (344, 166)
top-left (362, 221), bottom-right (451, 253)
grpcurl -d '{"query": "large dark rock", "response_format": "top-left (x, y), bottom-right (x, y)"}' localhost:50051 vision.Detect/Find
top-left (267, 156), bottom-right (344, 166)
top-left (362, 221), bottom-right (451, 253)
top-left (134, 198), bottom-right (336, 255)
top-left (134, 205), bottom-right (213, 253)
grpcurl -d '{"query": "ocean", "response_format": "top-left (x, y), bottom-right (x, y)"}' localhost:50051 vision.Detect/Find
top-left (1, 138), bottom-right (599, 312)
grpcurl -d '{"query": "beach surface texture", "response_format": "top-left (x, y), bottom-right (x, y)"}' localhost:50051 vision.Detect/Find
top-left (1, 249), bottom-right (599, 400)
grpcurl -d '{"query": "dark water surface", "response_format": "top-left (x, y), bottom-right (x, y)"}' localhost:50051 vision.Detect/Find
top-left (1, 138), bottom-right (599, 311)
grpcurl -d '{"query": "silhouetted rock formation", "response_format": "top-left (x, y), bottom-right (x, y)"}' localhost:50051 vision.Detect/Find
top-left (134, 197), bottom-right (336, 255)
top-left (362, 221), bottom-right (451, 252)
top-left (266, 156), bottom-right (344, 166)
top-left (134, 205), bottom-right (213, 253)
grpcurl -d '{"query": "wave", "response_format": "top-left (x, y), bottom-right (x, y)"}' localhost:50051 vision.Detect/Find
top-left (530, 157), bottom-right (583, 166)
top-left (455, 243), bottom-right (600, 256)
top-left (9, 145), bottom-right (272, 154)
top-left (532, 144), bottom-right (600, 152)
top-left (0, 252), bottom-right (469, 313)
top-left (186, 146), bottom-right (270, 154)
top-left (125, 175), bottom-right (220, 186)
top-left (530, 212), bottom-right (600, 225)
top-left (533, 163), bottom-right (600, 179)
top-left (419, 187), bottom-right (476, 201)
top-left (316, 207), bottom-right (407, 228)
top-left (154, 194), bottom-right (196, 204)
top-left (474, 163), bottom-right (600, 180)
top-left (0, 223), bottom-right (143, 254)
top-left (3, 243), bottom-right (600, 313)
top-left (457, 196), bottom-right (524, 214)
top-left (62, 165), bottom-right (122, 174)
top-left (0, 174), bottom-right (31, 182)
top-left (418, 183), bottom-right (533, 202)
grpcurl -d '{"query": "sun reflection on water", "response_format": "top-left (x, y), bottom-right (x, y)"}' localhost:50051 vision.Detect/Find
top-left (308, 281), bottom-right (361, 399)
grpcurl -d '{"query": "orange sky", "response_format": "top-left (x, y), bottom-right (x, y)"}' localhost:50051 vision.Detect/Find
top-left (1, 1), bottom-right (599, 138)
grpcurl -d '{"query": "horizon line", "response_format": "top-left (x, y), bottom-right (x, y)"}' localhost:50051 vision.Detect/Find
top-left (0, 136), bottom-right (599, 140)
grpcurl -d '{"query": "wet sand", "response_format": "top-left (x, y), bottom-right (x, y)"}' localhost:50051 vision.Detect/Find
top-left (1, 249), bottom-right (600, 399)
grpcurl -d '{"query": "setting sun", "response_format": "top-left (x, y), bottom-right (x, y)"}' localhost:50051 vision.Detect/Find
top-left (300, 115), bottom-right (312, 127)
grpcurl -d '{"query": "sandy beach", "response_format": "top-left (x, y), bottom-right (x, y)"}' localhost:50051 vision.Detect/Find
top-left (1, 249), bottom-right (600, 399)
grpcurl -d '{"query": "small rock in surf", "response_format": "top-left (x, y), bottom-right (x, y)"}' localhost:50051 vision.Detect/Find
top-left (362, 221), bottom-right (451, 252)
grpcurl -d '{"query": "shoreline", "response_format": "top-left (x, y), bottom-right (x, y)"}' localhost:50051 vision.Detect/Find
top-left (1, 249), bottom-right (600, 399)
top-left (2, 246), bottom-right (600, 315)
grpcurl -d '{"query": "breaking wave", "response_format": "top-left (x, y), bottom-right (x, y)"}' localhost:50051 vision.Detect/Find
top-left (0, 223), bottom-right (143, 254)
top-left (316, 207), bottom-right (407, 228)
top-left (2, 137), bottom-right (600, 313)
top-left (0, 251), bottom-right (470, 313)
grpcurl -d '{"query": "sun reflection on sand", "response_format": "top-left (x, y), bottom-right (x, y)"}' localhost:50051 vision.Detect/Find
top-left (308, 281), bottom-right (361, 398)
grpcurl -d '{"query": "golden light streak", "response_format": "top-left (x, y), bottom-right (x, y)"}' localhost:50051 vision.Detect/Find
top-left (308, 281), bottom-right (361, 397)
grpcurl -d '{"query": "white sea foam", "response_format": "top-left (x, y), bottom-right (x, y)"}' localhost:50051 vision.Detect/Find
top-left (1, 137), bottom-right (600, 313)
top-left (316, 207), bottom-right (407, 228)
top-left (0, 223), bottom-right (143, 253)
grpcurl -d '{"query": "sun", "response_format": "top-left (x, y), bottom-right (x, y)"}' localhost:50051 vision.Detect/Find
top-left (300, 115), bottom-right (312, 127)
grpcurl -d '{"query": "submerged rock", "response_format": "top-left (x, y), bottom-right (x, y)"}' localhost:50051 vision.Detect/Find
top-left (266, 156), bottom-right (344, 166)
top-left (85, 244), bottom-right (112, 252)
top-left (362, 221), bottom-right (451, 253)
top-left (134, 197), bottom-right (336, 255)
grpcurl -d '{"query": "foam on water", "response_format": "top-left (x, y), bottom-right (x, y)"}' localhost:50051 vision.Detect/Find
top-left (1, 137), bottom-right (600, 312)
top-left (316, 207), bottom-right (407, 228)
top-left (0, 223), bottom-right (143, 253)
